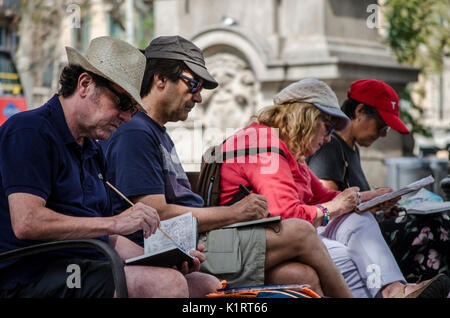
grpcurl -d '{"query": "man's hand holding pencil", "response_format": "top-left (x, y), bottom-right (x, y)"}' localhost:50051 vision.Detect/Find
top-left (227, 184), bottom-right (270, 222)
top-left (106, 181), bottom-right (208, 275)
top-left (112, 201), bottom-right (161, 239)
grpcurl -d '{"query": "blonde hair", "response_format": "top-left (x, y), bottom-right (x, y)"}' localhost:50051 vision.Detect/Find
top-left (257, 102), bottom-right (329, 162)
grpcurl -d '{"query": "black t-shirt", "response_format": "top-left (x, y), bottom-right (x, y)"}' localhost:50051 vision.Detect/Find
top-left (306, 133), bottom-right (370, 192)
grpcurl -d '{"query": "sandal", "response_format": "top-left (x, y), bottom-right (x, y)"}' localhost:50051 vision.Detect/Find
top-left (393, 274), bottom-right (450, 298)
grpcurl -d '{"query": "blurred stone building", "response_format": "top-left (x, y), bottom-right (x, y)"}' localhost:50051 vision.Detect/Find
top-left (4, 0), bottom-right (449, 188)
top-left (154, 0), bottom-right (422, 188)
top-left (0, 0), bottom-right (20, 53)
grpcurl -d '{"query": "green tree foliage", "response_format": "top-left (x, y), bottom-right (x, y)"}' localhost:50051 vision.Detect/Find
top-left (382, 0), bottom-right (449, 137)
top-left (384, 0), bottom-right (449, 73)
top-left (103, 0), bottom-right (154, 48)
top-left (398, 84), bottom-right (432, 137)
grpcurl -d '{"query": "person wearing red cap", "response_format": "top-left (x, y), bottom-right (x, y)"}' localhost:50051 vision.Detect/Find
top-left (346, 79), bottom-right (410, 136)
top-left (308, 79), bottom-right (410, 194)
top-left (307, 79), bottom-right (450, 297)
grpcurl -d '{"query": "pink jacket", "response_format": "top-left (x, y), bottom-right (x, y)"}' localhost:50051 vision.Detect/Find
top-left (220, 122), bottom-right (339, 224)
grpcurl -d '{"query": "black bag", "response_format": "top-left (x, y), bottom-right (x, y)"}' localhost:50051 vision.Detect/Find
top-left (197, 142), bottom-right (287, 207)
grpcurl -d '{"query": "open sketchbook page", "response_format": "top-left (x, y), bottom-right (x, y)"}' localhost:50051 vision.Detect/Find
top-left (356, 175), bottom-right (435, 212)
top-left (144, 212), bottom-right (197, 255)
top-left (399, 188), bottom-right (443, 208)
top-left (406, 201), bottom-right (450, 215)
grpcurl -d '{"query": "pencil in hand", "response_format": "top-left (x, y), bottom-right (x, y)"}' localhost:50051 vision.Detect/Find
top-left (238, 184), bottom-right (272, 217)
top-left (105, 181), bottom-right (185, 251)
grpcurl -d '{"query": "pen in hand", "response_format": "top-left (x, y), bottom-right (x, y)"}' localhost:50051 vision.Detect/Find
top-left (239, 184), bottom-right (252, 196)
top-left (239, 184), bottom-right (271, 217)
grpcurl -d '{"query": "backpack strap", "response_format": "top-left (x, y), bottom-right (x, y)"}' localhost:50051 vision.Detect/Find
top-left (222, 147), bottom-right (287, 161)
top-left (221, 146), bottom-right (287, 206)
top-left (198, 142), bottom-right (288, 207)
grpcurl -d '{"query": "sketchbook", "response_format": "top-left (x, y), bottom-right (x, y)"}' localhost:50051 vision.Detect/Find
top-left (125, 212), bottom-right (198, 267)
top-left (406, 201), bottom-right (450, 215)
top-left (222, 216), bottom-right (282, 229)
top-left (355, 175), bottom-right (435, 212)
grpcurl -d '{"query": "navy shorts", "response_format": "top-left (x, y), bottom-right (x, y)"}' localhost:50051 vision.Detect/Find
top-left (0, 258), bottom-right (116, 298)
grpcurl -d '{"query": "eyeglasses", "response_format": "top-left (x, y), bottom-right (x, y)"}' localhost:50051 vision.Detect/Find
top-left (379, 125), bottom-right (390, 134)
top-left (103, 81), bottom-right (138, 115)
top-left (375, 115), bottom-right (390, 134)
top-left (179, 74), bottom-right (203, 94)
top-left (323, 118), bottom-right (336, 137)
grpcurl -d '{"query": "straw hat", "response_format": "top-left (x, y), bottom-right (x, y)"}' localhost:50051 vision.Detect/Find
top-left (65, 36), bottom-right (146, 112)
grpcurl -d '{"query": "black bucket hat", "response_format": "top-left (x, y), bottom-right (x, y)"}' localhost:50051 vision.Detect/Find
top-left (142, 35), bottom-right (218, 89)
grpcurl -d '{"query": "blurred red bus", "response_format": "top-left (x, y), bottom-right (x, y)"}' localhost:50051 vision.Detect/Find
top-left (0, 50), bottom-right (27, 125)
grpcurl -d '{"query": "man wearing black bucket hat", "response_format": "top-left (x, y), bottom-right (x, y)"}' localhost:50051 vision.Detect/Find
top-left (101, 35), bottom-right (355, 298)
top-left (0, 36), bottom-right (216, 298)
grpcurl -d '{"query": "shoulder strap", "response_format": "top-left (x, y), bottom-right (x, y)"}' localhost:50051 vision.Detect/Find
top-left (198, 142), bottom-right (288, 207)
top-left (220, 146), bottom-right (287, 206)
top-left (222, 147), bottom-right (287, 161)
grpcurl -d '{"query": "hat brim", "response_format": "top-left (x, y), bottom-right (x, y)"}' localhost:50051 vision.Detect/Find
top-left (378, 109), bottom-right (410, 134)
top-left (313, 103), bottom-right (350, 131)
top-left (66, 46), bottom-right (146, 113)
top-left (184, 61), bottom-right (218, 90)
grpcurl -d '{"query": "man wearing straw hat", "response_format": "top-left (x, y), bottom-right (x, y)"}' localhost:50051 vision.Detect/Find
top-left (101, 35), bottom-right (353, 297)
top-left (0, 36), bottom-right (218, 298)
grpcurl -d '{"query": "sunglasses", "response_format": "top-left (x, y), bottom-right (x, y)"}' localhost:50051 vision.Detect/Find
top-left (103, 81), bottom-right (138, 115)
top-left (179, 74), bottom-right (203, 94)
top-left (323, 118), bottom-right (336, 137)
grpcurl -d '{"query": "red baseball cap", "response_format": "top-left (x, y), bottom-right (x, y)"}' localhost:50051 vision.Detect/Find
top-left (347, 79), bottom-right (410, 134)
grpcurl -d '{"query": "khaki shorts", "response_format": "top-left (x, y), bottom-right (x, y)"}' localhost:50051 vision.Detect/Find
top-left (198, 226), bottom-right (266, 287)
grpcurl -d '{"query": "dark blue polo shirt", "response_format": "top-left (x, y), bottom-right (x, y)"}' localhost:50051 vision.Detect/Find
top-left (0, 94), bottom-right (112, 290)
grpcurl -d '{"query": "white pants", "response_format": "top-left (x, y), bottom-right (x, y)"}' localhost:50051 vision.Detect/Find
top-left (318, 211), bottom-right (406, 298)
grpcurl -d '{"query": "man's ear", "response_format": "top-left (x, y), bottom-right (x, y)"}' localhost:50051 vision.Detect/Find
top-left (154, 73), bottom-right (167, 89)
top-left (77, 72), bottom-right (94, 98)
top-left (355, 103), bottom-right (365, 121)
